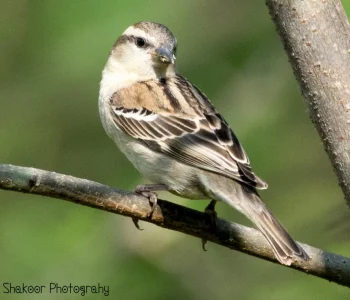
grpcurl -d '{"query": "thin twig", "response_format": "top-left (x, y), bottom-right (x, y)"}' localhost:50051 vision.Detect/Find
top-left (1, 164), bottom-right (350, 287)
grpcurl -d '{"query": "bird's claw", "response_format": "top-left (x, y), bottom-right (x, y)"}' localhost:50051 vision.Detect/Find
top-left (202, 200), bottom-right (218, 251)
top-left (132, 217), bottom-right (144, 230)
top-left (131, 192), bottom-right (157, 229)
top-left (140, 191), bottom-right (158, 218)
top-left (132, 184), bottom-right (167, 230)
top-left (202, 238), bottom-right (208, 251)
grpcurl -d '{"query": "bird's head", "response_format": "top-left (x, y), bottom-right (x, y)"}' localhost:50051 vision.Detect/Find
top-left (106, 21), bottom-right (177, 80)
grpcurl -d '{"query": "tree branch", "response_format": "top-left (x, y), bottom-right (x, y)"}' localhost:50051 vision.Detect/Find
top-left (1, 164), bottom-right (350, 287)
top-left (265, 0), bottom-right (350, 205)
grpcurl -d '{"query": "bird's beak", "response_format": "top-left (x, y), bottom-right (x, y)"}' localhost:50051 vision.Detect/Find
top-left (155, 47), bottom-right (175, 64)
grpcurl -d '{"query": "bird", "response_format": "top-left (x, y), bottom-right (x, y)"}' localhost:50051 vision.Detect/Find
top-left (98, 21), bottom-right (310, 265)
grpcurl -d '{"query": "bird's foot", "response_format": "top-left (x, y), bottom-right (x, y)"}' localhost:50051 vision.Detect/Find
top-left (132, 184), bottom-right (169, 230)
top-left (132, 217), bottom-right (143, 231)
top-left (202, 200), bottom-right (217, 251)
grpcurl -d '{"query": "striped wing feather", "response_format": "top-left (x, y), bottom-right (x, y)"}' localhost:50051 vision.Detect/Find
top-left (111, 105), bottom-right (267, 189)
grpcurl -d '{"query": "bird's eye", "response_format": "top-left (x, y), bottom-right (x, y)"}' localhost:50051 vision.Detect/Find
top-left (135, 37), bottom-right (146, 48)
top-left (173, 45), bottom-right (177, 54)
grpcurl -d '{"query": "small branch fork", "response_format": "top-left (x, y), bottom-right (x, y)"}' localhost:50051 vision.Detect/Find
top-left (1, 164), bottom-right (350, 287)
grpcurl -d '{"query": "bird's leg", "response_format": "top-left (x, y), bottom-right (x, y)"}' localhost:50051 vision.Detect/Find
top-left (133, 184), bottom-right (169, 230)
top-left (202, 200), bottom-right (217, 251)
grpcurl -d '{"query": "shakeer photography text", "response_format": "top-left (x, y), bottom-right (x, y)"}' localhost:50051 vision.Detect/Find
top-left (2, 282), bottom-right (110, 296)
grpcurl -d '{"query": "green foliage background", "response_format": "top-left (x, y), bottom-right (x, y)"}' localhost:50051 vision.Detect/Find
top-left (1, 1), bottom-right (350, 299)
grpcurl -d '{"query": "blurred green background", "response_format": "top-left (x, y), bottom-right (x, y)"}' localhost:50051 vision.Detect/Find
top-left (1, 0), bottom-right (350, 299)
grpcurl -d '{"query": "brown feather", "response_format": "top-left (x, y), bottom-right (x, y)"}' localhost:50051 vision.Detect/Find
top-left (109, 74), bottom-right (268, 189)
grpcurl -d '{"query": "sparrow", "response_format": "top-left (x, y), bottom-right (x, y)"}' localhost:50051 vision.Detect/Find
top-left (99, 21), bottom-right (310, 265)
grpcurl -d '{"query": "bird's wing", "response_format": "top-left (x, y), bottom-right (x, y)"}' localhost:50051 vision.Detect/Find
top-left (110, 103), bottom-right (267, 189)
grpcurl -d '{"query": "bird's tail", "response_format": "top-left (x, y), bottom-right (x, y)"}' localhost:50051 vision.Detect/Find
top-left (238, 187), bottom-right (310, 265)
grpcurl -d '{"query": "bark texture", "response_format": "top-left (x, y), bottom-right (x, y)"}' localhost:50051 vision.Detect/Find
top-left (266, 0), bottom-right (350, 205)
